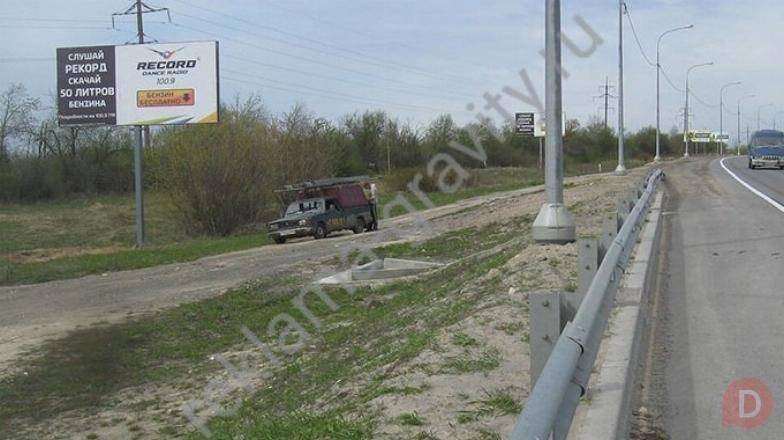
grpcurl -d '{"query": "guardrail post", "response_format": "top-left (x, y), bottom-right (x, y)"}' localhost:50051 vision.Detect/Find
top-left (616, 196), bottom-right (630, 226)
top-left (529, 292), bottom-right (563, 388)
top-left (599, 214), bottom-right (618, 261)
top-left (575, 238), bottom-right (599, 307)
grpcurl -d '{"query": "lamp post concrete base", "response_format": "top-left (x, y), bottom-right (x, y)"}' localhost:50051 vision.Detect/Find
top-left (654, 155), bottom-right (662, 162)
top-left (532, 203), bottom-right (576, 244)
top-left (614, 164), bottom-right (627, 176)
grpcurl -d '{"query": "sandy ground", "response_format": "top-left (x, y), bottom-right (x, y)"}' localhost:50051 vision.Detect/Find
top-left (1, 166), bottom-right (654, 439)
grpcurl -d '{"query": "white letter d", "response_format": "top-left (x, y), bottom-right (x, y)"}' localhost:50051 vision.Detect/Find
top-left (739, 389), bottom-right (762, 419)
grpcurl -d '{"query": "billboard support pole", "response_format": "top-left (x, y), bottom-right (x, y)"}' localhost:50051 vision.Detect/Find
top-left (134, 128), bottom-right (145, 248)
top-left (133, 0), bottom-right (146, 247)
top-left (111, 0), bottom-right (171, 248)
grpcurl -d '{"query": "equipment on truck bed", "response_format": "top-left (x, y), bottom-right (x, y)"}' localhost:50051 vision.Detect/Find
top-left (268, 176), bottom-right (378, 244)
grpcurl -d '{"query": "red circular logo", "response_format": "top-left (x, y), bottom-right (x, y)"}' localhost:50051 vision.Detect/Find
top-left (722, 378), bottom-right (774, 428)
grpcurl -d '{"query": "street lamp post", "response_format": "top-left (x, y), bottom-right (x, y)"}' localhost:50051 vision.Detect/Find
top-left (655, 25), bottom-right (693, 162)
top-left (532, 0), bottom-right (575, 244)
top-left (757, 103), bottom-right (774, 131)
top-left (719, 81), bottom-right (741, 156)
top-left (737, 94), bottom-right (755, 156)
top-left (684, 62), bottom-right (714, 157)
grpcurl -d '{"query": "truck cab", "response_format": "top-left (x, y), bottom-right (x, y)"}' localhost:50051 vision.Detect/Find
top-left (748, 130), bottom-right (784, 169)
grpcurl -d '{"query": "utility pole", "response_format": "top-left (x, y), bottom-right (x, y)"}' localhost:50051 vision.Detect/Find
top-left (615, 0), bottom-right (626, 175)
top-left (532, 0), bottom-right (575, 244)
top-left (112, 1), bottom-right (170, 248)
top-left (134, 0), bottom-right (145, 249)
top-left (684, 62), bottom-right (713, 157)
top-left (737, 94), bottom-right (755, 155)
top-left (719, 81), bottom-right (741, 156)
top-left (757, 103), bottom-right (774, 131)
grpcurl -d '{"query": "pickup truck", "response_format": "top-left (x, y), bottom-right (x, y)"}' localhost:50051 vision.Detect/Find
top-left (267, 177), bottom-right (376, 244)
top-left (268, 197), bottom-right (371, 244)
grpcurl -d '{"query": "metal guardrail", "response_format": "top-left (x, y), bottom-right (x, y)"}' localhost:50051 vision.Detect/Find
top-left (511, 169), bottom-right (665, 440)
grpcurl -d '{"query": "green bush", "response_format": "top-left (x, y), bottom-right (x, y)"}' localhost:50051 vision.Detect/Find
top-left (157, 120), bottom-right (275, 236)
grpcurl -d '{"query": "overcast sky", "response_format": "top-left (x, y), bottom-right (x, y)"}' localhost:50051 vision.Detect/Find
top-left (2, 0), bottom-right (782, 143)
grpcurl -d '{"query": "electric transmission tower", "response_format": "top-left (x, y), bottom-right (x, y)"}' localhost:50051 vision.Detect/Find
top-left (593, 77), bottom-right (617, 128)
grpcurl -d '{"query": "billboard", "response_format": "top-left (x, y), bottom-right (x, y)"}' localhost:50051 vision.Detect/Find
top-left (515, 112), bottom-right (535, 136)
top-left (713, 133), bottom-right (730, 143)
top-left (57, 41), bottom-right (219, 126)
top-left (687, 130), bottom-right (712, 143)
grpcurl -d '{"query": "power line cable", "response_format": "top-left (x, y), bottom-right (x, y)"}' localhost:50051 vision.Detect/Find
top-left (0, 57), bottom-right (55, 63)
top-left (222, 54), bottom-right (472, 102)
top-left (222, 68), bottom-right (454, 113)
top-left (237, 0), bottom-right (483, 70)
top-left (222, 75), bottom-right (459, 115)
top-left (624, 3), bottom-right (721, 112)
top-left (0, 24), bottom-right (135, 33)
top-left (169, 0), bottom-right (476, 86)
top-left (169, 21), bottom-right (475, 103)
top-left (622, 2), bottom-right (656, 67)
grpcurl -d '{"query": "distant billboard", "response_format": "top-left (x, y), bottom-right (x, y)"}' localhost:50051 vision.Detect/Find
top-left (687, 130), bottom-right (712, 143)
top-left (713, 133), bottom-right (730, 143)
top-left (57, 41), bottom-right (219, 126)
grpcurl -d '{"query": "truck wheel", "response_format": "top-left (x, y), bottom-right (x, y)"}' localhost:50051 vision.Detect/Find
top-left (274, 237), bottom-right (286, 244)
top-left (314, 223), bottom-right (327, 239)
top-left (353, 218), bottom-right (365, 234)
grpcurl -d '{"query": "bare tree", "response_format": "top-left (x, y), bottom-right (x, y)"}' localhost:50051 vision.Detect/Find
top-left (0, 83), bottom-right (39, 161)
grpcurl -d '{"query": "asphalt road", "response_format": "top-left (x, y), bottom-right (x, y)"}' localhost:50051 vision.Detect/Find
top-left (645, 156), bottom-right (784, 439)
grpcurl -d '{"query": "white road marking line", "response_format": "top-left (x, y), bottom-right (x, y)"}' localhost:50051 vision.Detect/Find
top-left (720, 157), bottom-right (784, 214)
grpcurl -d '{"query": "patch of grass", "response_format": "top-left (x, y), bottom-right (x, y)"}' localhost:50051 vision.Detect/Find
top-left (495, 321), bottom-right (526, 336)
top-left (440, 348), bottom-right (502, 374)
top-left (456, 413), bottom-right (478, 424)
top-left (476, 428), bottom-right (502, 440)
top-left (1, 231), bottom-right (272, 286)
top-left (207, 411), bottom-right (375, 439)
top-left (374, 219), bottom-right (523, 262)
top-left (0, 276), bottom-right (299, 426)
top-left (451, 332), bottom-right (478, 347)
top-left (413, 431), bottom-right (441, 440)
top-left (397, 412), bottom-right (426, 426)
top-left (457, 389), bottom-right (522, 425)
top-left (473, 389), bottom-right (522, 416)
top-left (377, 167), bottom-right (544, 218)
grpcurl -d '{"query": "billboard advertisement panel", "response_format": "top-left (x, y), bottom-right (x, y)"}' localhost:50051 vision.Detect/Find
top-left (115, 41), bottom-right (219, 125)
top-left (57, 41), bottom-right (219, 126)
top-left (57, 45), bottom-right (117, 126)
